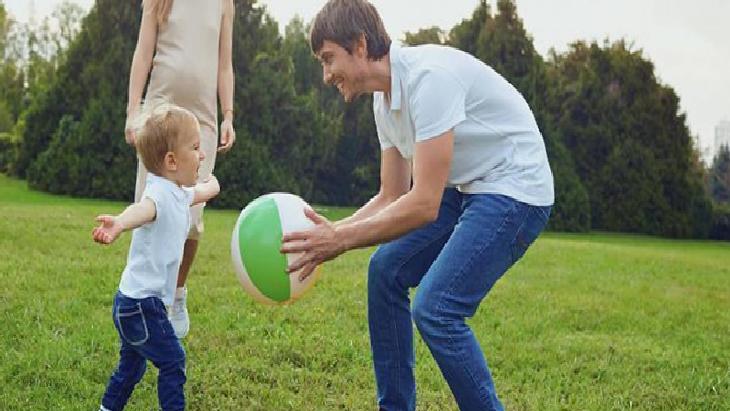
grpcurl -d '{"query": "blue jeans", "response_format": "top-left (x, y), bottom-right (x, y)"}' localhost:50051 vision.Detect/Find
top-left (368, 189), bottom-right (551, 411)
top-left (101, 291), bottom-right (186, 411)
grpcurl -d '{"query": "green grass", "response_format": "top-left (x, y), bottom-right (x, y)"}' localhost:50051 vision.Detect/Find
top-left (1, 173), bottom-right (728, 410)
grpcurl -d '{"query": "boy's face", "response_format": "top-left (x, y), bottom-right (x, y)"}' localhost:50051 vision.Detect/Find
top-left (173, 119), bottom-right (204, 187)
top-left (316, 40), bottom-right (366, 102)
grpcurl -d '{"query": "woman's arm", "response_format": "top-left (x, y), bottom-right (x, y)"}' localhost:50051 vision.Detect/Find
top-left (217, 0), bottom-right (236, 152)
top-left (125, 2), bottom-right (158, 145)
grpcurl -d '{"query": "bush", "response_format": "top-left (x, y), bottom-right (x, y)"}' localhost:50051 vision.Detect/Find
top-left (27, 96), bottom-right (136, 200)
top-left (709, 203), bottom-right (730, 241)
top-left (0, 131), bottom-right (19, 174)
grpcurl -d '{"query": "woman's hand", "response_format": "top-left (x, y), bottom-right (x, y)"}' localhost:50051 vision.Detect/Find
top-left (124, 117), bottom-right (137, 146)
top-left (218, 118), bottom-right (236, 152)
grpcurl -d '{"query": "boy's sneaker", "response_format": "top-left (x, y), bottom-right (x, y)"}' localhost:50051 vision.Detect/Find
top-left (169, 287), bottom-right (189, 339)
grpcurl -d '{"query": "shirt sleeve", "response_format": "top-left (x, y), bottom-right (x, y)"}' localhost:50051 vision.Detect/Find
top-left (140, 181), bottom-right (165, 222)
top-left (408, 67), bottom-right (467, 142)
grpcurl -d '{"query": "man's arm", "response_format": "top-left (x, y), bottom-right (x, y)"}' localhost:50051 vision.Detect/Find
top-left (337, 130), bottom-right (454, 249)
top-left (281, 130), bottom-right (454, 278)
top-left (335, 147), bottom-right (411, 226)
top-left (92, 199), bottom-right (157, 245)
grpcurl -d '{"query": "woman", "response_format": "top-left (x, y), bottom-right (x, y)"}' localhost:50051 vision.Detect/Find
top-left (124, 0), bottom-right (236, 339)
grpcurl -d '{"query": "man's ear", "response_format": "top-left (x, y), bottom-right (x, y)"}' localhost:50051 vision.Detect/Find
top-left (164, 151), bottom-right (177, 171)
top-left (354, 33), bottom-right (368, 58)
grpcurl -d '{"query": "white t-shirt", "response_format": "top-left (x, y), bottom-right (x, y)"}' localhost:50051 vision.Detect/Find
top-left (373, 43), bottom-right (554, 206)
top-left (118, 173), bottom-right (194, 305)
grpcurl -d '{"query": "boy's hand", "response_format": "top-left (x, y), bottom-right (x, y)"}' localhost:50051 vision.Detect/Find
top-left (93, 215), bottom-right (124, 245)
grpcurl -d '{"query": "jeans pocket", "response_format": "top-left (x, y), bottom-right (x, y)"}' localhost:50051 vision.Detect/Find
top-left (511, 206), bottom-right (550, 263)
top-left (115, 303), bottom-right (149, 346)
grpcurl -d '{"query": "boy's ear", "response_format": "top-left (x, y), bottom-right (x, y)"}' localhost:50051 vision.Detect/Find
top-left (164, 151), bottom-right (177, 171)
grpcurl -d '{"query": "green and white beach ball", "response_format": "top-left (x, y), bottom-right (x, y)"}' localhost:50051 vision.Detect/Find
top-left (231, 193), bottom-right (320, 305)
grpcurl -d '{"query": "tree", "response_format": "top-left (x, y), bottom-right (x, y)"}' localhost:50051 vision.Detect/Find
top-left (447, 0), bottom-right (591, 231)
top-left (0, 1), bottom-right (8, 57)
top-left (449, 0), bottom-right (491, 57)
top-left (710, 145), bottom-right (730, 204)
top-left (546, 40), bottom-right (712, 236)
top-left (404, 27), bottom-right (445, 46)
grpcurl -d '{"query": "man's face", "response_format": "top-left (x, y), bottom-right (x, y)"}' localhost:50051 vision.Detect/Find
top-left (316, 40), bottom-right (365, 102)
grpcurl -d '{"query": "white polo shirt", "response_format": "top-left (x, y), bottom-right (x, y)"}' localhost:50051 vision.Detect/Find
top-left (118, 173), bottom-right (194, 305)
top-left (373, 43), bottom-right (554, 206)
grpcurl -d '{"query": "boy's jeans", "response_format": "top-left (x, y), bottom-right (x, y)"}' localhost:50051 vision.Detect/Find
top-left (368, 189), bottom-right (551, 411)
top-left (101, 291), bottom-right (186, 411)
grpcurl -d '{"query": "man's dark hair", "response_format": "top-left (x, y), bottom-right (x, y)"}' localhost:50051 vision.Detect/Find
top-left (310, 0), bottom-right (391, 60)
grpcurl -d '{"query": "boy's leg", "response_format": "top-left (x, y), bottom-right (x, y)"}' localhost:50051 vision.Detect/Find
top-left (125, 297), bottom-right (187, 411)
top-left (100, 343), bottom-right (147, 411)
top-left (101, 293), bottom-right (149, 411)
top-left (412, 194), bottom-right (550, 411)
top-left (169, 125), bottom-right (217, 338)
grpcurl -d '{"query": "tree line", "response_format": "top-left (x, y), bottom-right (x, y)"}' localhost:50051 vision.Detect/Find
top-left (0, 0), bottom-right (728, 239)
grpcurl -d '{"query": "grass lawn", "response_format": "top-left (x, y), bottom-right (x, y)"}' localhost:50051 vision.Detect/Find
top-left (1, 174), bottom-right (728, 410)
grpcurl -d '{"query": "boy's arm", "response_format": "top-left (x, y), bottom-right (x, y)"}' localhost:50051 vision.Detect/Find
top-left (92, 198), bottom-right (157, 245)
top-left (192, 175), bottom-right (220, 206)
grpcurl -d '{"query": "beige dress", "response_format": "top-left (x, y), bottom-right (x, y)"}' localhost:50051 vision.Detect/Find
top-left (135, 0), bottom-right (225, 239)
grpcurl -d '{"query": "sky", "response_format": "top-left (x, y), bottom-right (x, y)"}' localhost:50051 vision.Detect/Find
top-left (5, 0), bottom-right (729, 161)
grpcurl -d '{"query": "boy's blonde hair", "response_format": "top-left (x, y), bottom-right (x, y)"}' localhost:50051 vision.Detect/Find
top-left (131, 102), bottom-right (198, 175)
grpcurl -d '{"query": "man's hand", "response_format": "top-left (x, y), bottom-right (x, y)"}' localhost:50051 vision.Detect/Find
top-left (280, 208), bottom-right (346, 281)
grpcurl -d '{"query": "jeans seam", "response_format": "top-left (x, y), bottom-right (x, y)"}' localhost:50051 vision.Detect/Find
top-left (381, 224), bottom-right (454, 403)
top-left (433, 198), bottom-right (520, 403)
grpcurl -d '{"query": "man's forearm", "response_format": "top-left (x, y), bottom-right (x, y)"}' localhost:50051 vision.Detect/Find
top-left (334, 192), bottom-right (396, 227)
top-left (336, 191), bottom-right (438, 251)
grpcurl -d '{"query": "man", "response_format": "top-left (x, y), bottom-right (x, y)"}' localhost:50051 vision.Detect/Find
top-left (281, 1), bottom-right (553, 409)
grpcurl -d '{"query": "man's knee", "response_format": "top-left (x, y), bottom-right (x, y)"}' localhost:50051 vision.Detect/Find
top-left (368, 245), bottom-right (403, 289)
